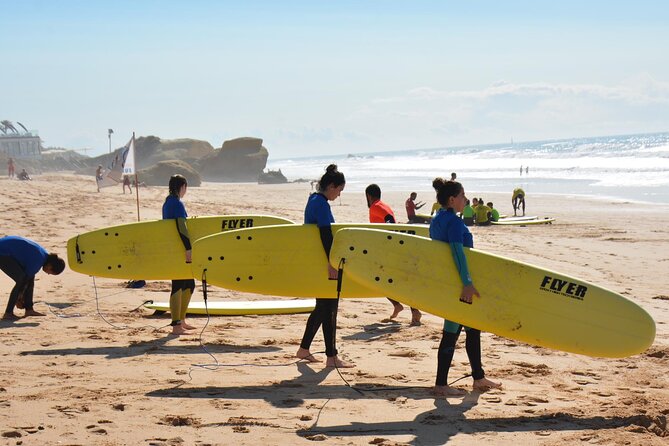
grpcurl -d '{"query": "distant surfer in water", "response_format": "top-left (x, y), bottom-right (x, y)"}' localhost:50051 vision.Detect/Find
top-left (162, 174), bottom-right (196, 335)
top-left (512, 187), bottom-right (526, 216)
top-left (365, 183), bottom-right (422, 326)
top-left (430, 178), bottom-right (501, 395)
top-left (1, 236), bottom-right (65, 320)
top-left (297, 164), bottom-right (354, 368)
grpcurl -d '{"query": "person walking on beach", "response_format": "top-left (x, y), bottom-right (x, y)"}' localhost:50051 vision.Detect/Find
top-left (122, 175), bottom-right (132, 194)
top-left (1, 236), bottom-right (66, 320)
top-left (297, 164), bottom-right (354, 368)
top-left (95, 165), bottom-right (103, 192)
top-left (405, 192), bottom-right (428, 223)
top-left (430, 178), bottom-right (501, 395)
top-left (512, 187), bottom-right (526, 216)
top-left (7, 158), bottom-right (15, 178)
top-left (365, 184), bottom-right (422, 326)
top-left (162, 174), bottom-right (196, 335)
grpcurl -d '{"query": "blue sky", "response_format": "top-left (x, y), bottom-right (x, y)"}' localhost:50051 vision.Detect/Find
top-left (2, 0), bottom-right (668, 158)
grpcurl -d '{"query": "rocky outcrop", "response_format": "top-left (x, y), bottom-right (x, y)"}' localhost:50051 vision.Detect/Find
top-left (137, 160), bottom-right (201, 187)
top-left (85, 136), bottom-right (214, 171)
top-left (195, 137), bottom-right (268, 182)
top-left (258, 169), bottom-right (288, 184)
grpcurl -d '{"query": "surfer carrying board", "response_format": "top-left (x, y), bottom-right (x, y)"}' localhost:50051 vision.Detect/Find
top-left (162, 174), bottom-right (197, 335)
top-left (297, 164), bottom-right (354, 368)
top-left (430, 178), bottom-right (502, 395)
top-left (1, 236), bottom-right (66, 320)
top-left (365, 183), bottom-right (422, 326)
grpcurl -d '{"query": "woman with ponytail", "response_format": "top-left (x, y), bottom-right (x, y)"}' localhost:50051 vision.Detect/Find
top-left (162, 174), bottom-right (196, 335)
top-left (296, 164), bottom-right (354, 368)
top-left (430, 178), bottom-right (501, 395)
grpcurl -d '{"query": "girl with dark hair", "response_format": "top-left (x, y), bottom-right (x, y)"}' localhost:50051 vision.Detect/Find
top-left (430, 178), bottom-right (501, 395)
top-left (296, 164), bottom-right (354, 368)
top-left (162, 174), bottom-right (196, 335)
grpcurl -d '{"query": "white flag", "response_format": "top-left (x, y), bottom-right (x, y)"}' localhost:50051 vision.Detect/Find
top-left (122, 135), bottom-right (136, 175)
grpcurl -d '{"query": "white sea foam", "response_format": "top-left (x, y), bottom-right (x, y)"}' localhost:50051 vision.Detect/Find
top-left (267, 132), bottom-right (669, 204)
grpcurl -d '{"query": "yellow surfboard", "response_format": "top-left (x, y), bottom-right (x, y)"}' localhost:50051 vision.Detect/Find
top-left (144, 299), bottom-right (316, 315)
top-left (67, 215), bottom-right (294, 280)
top-left (329, 228), bottom-right (655, 358)
top-left (191, 223), bottom-right (429, 298)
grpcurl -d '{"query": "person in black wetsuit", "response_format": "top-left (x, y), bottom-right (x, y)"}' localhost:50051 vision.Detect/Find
top-left (296, 164), bottom-right (354, 368)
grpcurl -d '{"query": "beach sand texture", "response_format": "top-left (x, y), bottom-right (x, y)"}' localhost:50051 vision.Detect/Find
top-left (1, 173), bottom-right (667, 445)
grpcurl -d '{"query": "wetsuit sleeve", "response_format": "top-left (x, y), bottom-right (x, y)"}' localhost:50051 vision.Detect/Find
top-left (175, 217), bottom-right (192, 250)
top-left (318, 226), bottom-right (334, 257)
top-left (385, 214), bottom-right (396, 223)
top-left (449, 242), bottom-right (472, 285)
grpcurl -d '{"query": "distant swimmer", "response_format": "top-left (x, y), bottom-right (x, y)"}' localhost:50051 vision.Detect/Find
top-left (405, 192), bottom-right (429, 224)
top-left (520, 165), bottom-right (523, 176)
top-left (512, 188), bottom-right (526, 216)
top-left (450, 172), bottom-right (457, 181)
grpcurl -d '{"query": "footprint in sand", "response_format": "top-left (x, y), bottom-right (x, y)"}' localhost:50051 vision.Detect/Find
top-left (86, 424), bottom-right (108, 435)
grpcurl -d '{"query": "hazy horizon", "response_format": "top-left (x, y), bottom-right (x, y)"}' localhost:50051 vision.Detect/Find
top-left (2, 1), bottom-right (668, 158)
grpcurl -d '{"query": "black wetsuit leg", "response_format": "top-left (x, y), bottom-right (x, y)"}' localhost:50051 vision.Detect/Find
top-left (435, 326), bottom-right (463, 386)
top-left (464, 327), bottom-right (485, 380)
top-left (300, 298), bottom-right (339, 357)
top-left (0, 256), bottom-right (29, 314)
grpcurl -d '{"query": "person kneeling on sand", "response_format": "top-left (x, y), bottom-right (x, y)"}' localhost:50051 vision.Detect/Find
top-left (1, 236), bottom-right (66, 320)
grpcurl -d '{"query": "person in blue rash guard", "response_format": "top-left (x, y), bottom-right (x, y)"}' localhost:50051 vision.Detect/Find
top-left (1, 236), bottom-right (65, 320)
top-left (296, 164), bottom-right (354, 368)
top-left (162, 174), bottom-right (196, 335)
top-left (429, 178), bottom-right (501, 395)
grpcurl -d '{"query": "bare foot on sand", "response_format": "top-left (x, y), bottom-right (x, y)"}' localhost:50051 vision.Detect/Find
top-left (181, 322), bottom-right (197, 330)
top-left (410, 308), bottom-right (422, 326)
top-left (23, 309), bottom-right (46, 317)
top-left (325, 356), bottom-right (355, 368)
top-left (433, 385), bottom-right (467, 397)
top-left (390, 302), bottom-right (404, 319)
top-left (473, 378), bottom-right (502, 392)
top-left (171, 325), bottom-right (189, 335)
top-left (2, 312), bottom-right (21, 321)
top-left (296, 347), bottom-right (322, 363)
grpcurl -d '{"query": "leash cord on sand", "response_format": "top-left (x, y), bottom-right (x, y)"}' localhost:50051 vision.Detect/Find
top-left (91, 276), bottom-right (171, 331)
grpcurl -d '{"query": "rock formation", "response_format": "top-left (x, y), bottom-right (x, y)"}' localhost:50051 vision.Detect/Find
top-left (195, 137), bottom-right (268, 182)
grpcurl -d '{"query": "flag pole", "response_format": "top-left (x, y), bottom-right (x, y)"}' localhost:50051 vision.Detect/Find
top-left (133, 132), bottom-right (140, 222)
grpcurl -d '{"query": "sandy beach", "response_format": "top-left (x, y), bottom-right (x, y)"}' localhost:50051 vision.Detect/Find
top-left (1, 173), bottom-right (667, 445)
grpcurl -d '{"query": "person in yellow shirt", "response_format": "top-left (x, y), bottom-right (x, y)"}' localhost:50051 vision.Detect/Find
top-left (474, 198), bottom-right (492, 226)
top-left (512, 188), bottom-right (526, 216)
top-left (430, 201), bottom-right (441, 216)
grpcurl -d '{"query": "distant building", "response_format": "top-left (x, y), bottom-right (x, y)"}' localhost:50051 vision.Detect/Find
top-left (0, 120), bottom-right (42, 158)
